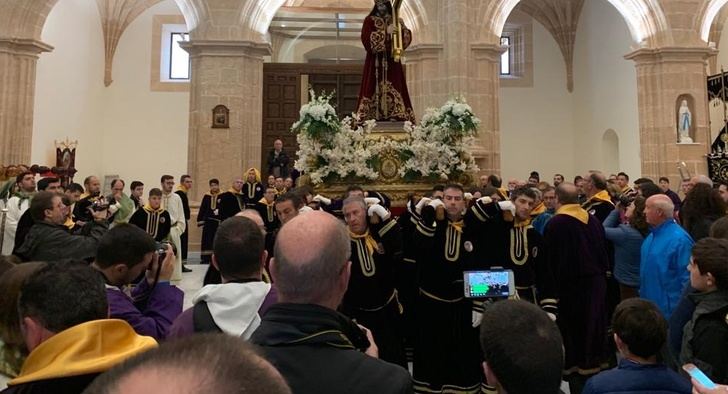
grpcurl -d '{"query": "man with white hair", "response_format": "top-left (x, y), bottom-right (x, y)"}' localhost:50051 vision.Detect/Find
top-left (640, 194), bottom-right (694, 317)
top-left (688, 175), bottom-right (713, 192)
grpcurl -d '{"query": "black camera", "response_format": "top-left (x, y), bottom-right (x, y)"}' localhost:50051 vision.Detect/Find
top-left (617, 193), bottom-right (635, 207)
top-left (155, 241), bottom-right (169, 260)
top-left (91, 198), bottom-right (110, 212)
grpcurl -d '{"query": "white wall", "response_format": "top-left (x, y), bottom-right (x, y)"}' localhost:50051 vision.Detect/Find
top-left (572, 0), bottom-right (640, 178)
top-left (499, 20), bottom-right (576, 181)
top-left (102, 0), bottom-right (189, 191)
top-left (33, 0), bottom-right (189, 193)
top-left (33, 0), bottom-right (106, 185)
top-left (499, 1), bottom-right (640, 182)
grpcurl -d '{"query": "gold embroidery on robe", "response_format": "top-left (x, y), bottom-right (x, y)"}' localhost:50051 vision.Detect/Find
top-left (354, 238), bottom-right (376, 277)
top-left (509, 227), bottom-right (529, 265)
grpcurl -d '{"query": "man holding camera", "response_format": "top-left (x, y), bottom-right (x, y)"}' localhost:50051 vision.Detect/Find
top-left (92, 224), bottom-right (183, 340)
top-left (16, 191), bottom-right (108, 261)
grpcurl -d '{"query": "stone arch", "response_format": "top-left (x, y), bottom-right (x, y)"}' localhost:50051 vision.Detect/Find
top-left (239, 0), bottom-right (429, 42)
top-left (0, 0), bottom-right (60, 40)
top-left (602, 129), bottom-right (620, 173)
top-left (480, 0), bottom-right (668, 46)
top-left (699, 0), bottom-right (728, 42)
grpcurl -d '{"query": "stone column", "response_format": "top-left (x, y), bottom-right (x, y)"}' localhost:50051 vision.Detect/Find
top-left (181, 40), bottom-right (270, 200)
top-left (625, 47), bottom-right (715, 183)
top-left (0, 38), bottom-right (53, 165)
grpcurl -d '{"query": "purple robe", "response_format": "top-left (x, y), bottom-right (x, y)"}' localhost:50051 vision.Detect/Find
top-left (106, 280), bottom-right (184, 341)
top-left (544, 211), bottom-right (610, 374)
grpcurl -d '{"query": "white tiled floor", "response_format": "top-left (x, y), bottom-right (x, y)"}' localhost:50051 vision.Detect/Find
top-left (177, 263), bottom-right (207, 310)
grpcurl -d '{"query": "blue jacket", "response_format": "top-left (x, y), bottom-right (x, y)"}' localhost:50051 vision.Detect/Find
top-left (603, 209), bottom-right (644, 288)
top-left (640, 219), bottom-right (693, 317)
top-left (583, 359), bottom-right (691, 394)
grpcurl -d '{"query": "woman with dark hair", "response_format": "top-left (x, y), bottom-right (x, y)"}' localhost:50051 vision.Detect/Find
top-left (680, 183), bottom-right (727, 241)
top-left (680, 238), bottom-right (728, 384)
top-left (603, 196), bottom-right (649, 300)
top-left (355, 0), bottom-right (415, 122)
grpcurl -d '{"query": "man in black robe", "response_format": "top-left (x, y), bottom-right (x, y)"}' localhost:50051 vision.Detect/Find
top-left (218, 177), bottom-right (245, 221)
top-left (197, 179), bottom-right (221, 264)
top-left (341, 196), bottom-right (405, 367)
top-left (128, 188), bottom-right (171, 242)
top-left (175, 175), bottom-right (192, 265)
top-left (73, 175), bottom-right (102, 223)
top-left (544, 182), bottom-right (610, 393)
top-left (411, 184), bottom-right (482, 394)
top-left (256, 186), bottom-right (280, 258)
top-left (582, 171), bottom-right (615, 222)
top-left (241, 168), bottom-right (264, 209)
top-left (465, 186), bottom-right (557, 314)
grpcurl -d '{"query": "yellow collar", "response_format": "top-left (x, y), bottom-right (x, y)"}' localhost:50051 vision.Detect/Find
top-left (228, 188), bottom-right (242, 195)
top-left (531, 202), bottom-right (546, 216)
top-left (205, 191), bottom-right (220, 197)
top-left (449, 220), bottom-right (464, 233)
top-left (176, 185), bottom-right (189, 193)
top-left (556, 204), bottom-right (589, 225)
top-left (143, 204), bottom-right (164, 213)
top-left (349, 229), bottom-right (377, 255)
top-left (10, 319), bottom-right (156, 385)
top-left (258, 197), bottom-right (275, 207)
top-left (587, 190), bottom-right (613, 205)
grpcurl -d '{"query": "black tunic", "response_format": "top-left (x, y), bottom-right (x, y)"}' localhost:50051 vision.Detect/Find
top-left (465, 199), bottom-right (557, 313)
top-left (197, 193), bottom-right (220, 264)
top-left (128, 206), bottom-right (171, 242)
top-left (341, 218), bottom-right (405, 367)
top-left (241, 182), bottom-right (264, 210)
top-left (217, 191), bottom-right (244, 221)
top-left (411, 206), bottom-right (482, 393)
top-left (175, 189), bottom-right (190, 260)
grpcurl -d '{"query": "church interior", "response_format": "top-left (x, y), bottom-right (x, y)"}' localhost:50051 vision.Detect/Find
top-left (4, 0), bottom-right (728, 392)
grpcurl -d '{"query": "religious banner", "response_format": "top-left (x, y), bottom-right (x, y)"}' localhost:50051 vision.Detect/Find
top-left (706, 71), bottom-right (728, 184)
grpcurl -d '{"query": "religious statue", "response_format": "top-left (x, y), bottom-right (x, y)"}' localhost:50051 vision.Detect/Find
top-left (355, 0), bottom-right (416, 123)
top-left (678, 100), bottom-right (693, 143)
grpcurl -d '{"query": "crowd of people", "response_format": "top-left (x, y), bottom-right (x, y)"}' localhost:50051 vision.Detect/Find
top-left (1, 162), bottom-right (727, 394)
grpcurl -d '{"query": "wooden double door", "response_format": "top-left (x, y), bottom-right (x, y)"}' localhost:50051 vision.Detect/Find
top-left (261, 63), bottom-right (362, 178)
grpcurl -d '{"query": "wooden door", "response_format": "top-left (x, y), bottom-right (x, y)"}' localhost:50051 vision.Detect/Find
top-left (309, 73), bottom-right (362, 118)
top-left (262, 70), bottom-right (300, 179)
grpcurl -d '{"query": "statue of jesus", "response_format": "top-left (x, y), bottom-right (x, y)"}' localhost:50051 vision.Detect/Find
top-left (355, 0), bottom-right (416, 123)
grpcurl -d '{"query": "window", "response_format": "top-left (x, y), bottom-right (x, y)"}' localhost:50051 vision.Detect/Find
top-left (169, 32), bottom-right (190, 79)
top-left (151, 16), bottom-right (189, 92)
top-left (500, 36), bottom-right (511, 75)
top-left (159, 23), bottom-right (189, 83)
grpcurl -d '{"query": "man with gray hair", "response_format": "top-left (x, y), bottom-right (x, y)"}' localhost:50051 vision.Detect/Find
top-left (250, 211), bottom-right (412, 394)
top-left (641, 194), bottom-right (693, 317)
top-left (341, 196), bottom-right (405, 367)
top-left (689, 174), bottom-right (713, 191)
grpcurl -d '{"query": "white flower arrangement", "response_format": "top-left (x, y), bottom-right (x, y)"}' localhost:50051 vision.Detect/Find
top-left (292, 92), bottom-right (480, 185)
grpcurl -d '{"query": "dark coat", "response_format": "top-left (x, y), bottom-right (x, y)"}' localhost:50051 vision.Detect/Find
top-left (266, 149), bottom-right (290, 178)
top-left (680, 290), bottom-right (728, 384)
top-left (15, 220), bottom-right (107, 262)
top-left (250, 303), bottom-right (413, 394)
top-left (582, 359), bottom-right (691, 394)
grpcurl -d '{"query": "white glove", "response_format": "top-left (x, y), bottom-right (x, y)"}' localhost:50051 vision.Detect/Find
top-left (364, 197), bottom-right (380, 206)
top-left (428, 199), bottom-right (445, 209)
top-left (299, 206), bottom-right (314, 214)
top-left (108, 202), bottom-right (121, 215)
top-left (367, 204), bottom-right (390, 220)
top-left (415, 197), bottom-right (432, 214)
top-left (546, 312), bottom-right (556, 322)
top-left (464, 192), bottom-right (473, 200)
top-left (498, 200), bottom-right (516, 215)
top-left (478, 196), bottom-right (492, 205)
top-left (313, 194), bottom-right (331, 205)
top-left (472, 311), bottom-right (483, 328)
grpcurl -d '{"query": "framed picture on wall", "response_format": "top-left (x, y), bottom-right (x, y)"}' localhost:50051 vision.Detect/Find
top-left (212, 105), bottom-right (229, 129)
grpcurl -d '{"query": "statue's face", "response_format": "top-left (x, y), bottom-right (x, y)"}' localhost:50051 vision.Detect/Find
top-left (376, 2), bottom-right (388, 15)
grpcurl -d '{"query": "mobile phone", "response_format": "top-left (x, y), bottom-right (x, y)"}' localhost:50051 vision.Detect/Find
top-left (463, 269), bottom-right (515, 298)
top-left (683, 363), bottom-right (717, 389)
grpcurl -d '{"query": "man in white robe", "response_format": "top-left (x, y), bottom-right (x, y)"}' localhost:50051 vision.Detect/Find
top-left (161, 175), bottom-right (186, 281)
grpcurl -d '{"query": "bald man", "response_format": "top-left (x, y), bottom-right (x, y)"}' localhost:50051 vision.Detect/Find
top-left (250, 211), bottom-right (412, 394)
top-left (581, 171), bottom-right (615, 223)
top-left (640, 194), bottom-right (693, 317)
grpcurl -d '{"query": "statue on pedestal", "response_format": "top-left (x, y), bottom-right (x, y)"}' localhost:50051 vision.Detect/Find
top-left (355, 0), bottom-right (415, 123)
top-left (678, 100), bottom-right (693, 143)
